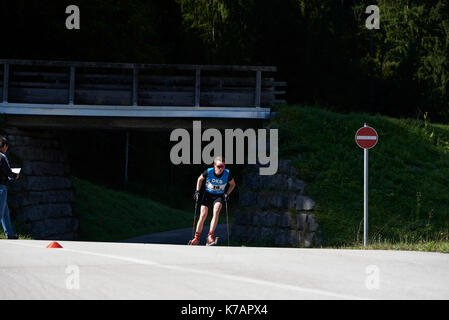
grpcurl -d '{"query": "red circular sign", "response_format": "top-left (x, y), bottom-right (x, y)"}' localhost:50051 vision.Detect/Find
top-left (355, 126), bottom-right (378, 149)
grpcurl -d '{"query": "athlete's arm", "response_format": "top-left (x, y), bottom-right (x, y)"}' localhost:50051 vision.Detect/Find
top-left (196, 174), bottom-right (205, 191)
top-left (226, 178), bottom-right (235, 196)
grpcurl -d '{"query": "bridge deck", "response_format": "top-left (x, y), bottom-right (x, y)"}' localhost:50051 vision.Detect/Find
top-left (1, 59), bottom-right (285, 123)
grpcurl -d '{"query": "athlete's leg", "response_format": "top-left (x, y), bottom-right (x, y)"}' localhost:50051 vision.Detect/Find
top-left (209, 201), bottom-right (222, 234)
top-left (196, 205), bottom-right (209, 234)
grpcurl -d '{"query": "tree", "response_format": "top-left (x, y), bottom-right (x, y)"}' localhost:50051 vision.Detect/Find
top-left (176, 0), bottom-right (229, 61)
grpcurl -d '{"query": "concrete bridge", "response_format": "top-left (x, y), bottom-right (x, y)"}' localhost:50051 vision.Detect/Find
top-left (0, 59), bottom-right (285, 129)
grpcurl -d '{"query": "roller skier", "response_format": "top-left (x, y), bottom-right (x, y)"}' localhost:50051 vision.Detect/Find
top-left (189, 156), bottom-right (235, 246)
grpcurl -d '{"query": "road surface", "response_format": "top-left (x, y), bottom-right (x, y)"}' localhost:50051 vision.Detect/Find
top-left (0, 239), bottom-right (448, 299)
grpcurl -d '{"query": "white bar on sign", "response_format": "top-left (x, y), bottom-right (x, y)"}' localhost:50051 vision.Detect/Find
top-left (356, 136), bottom-right (377, 140)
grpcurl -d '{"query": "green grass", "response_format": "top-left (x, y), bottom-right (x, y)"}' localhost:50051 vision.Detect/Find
top-left (271, 104), bottom-right (449, 249)
top-left (72, 176), bottom-right (195, 242)
top-left (334, 241), bottom-right (449, 253)
top-left (0, 221), bottom-right (34, 240)
top-left (0, 233), bottom-right (33, 240)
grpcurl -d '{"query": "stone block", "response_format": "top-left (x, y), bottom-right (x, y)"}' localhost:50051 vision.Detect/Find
top-left (242, 174), bottom-right (260, 190)
top-left (288, 230), bottom-right (301, 246)
top-left (30, 217), bottom-right (77, 238)
top-left (239, 190), bottom-right (257, 206)
top-left (280, 212), bottom-right (294, 228)
top-left (308, 214), bottom-right (319, 232)
top-left (295, 196), bottom-right (315, 211)
top-left (297, 213), bottom-right (308, 230)
top-left (24, 190), bottom-right (75, 206)
top-left (23, 176), bottom-right (72, 191)
top-left (56, 232), bottom-right (77, 240)
top-left (16, 203), bottom-right (73, 222)
top-left (230, 224), bottom-right (244, 238)
top-left (261, 212), bottom-right (279, 227)
top-left (247, 226), bottom-right (260, 241)
top-left (6, 135), bottom-right (60, 148)
top-left (23, 161), bottom-right (66, 176)
top-left (256, 193), bottom-right (270, 209)
top-left (278, 159), bottom-right (291, 174)
top-left (236, 209), bottom-right (253, 225)
top-left (274, 229), bottom-right (288, 245)
top-left (12, 146), bottom-right (64, 162)
top-left (287, 177), bottom-right (306, 193)
top-left (252, 211), bottom-right (261, 225)
top-left (287, 194), bottom-right (297, 208)
top-left (303, 232), bottom-right (316, 247)
top-left (260, 227), bottom-right (273, 241)
top-left (268, 192), bottom-right (289, 208)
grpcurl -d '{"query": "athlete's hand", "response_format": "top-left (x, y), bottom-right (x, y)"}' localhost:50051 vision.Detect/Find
top-left (193, 190), bottom-right (200, 202)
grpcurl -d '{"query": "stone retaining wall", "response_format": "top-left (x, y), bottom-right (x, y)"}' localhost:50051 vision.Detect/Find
top-left (231, 159), bottom-right (321, 247)
top-left (3, 128), bottom-right (78, 240)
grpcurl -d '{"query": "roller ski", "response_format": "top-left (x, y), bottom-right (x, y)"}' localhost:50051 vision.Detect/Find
top-left (206, 232), bottom-right (219, 246)
top-left (188, 232), bottom-right (201, 245)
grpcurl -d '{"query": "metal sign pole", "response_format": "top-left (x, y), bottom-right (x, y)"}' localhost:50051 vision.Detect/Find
top-left (364, 147), bottom-right (368, 247)
top-left (356, 123), bottom-right (377, 248)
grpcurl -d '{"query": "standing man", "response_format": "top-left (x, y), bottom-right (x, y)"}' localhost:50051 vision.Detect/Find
top-left (0, 137), bottom-right (19, 239)
top-left (189, 156), bottom-right (235, 245)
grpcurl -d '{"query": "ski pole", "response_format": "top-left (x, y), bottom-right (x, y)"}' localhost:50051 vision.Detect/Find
top-left (191, 198), bottom-right (198, 240)
top-left (225, 200), bottom-right (230, 246)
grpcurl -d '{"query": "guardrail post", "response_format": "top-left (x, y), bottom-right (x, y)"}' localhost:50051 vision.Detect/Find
top-left (255, 70), bottom-right (261, 108)
top-left (132, 65), bottom-right (139, 106)
top-left (194, 68), bottom-right (201, 108)
top-left (3, 63), bottom-right (9, 103)
top-left (69, 66), bottom-right (75, 105)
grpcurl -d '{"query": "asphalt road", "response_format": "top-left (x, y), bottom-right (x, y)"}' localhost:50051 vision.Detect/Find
top-left (0, 239), bottom-right (448, 299)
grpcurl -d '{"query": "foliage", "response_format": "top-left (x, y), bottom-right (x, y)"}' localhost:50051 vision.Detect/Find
top-left (272, 104), bottom-right (449, 247)
top-left (1, 1), bottom-right (448, 120)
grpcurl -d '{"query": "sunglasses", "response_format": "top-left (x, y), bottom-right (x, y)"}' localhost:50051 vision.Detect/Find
top-left (215, 164), bottom-right (225, 169)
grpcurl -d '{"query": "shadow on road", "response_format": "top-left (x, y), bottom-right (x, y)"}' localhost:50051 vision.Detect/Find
top-left (120, 224), bottom-right (229, 245)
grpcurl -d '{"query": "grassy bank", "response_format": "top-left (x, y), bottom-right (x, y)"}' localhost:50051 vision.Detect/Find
top-left (271, 105), bottom-right (449, 248)
top-left (72, 177), bottom-right (194, 242)
top-left (0, 233), bottom-right (33, 240)
top-left (335, 241), bottom-right (449, 253)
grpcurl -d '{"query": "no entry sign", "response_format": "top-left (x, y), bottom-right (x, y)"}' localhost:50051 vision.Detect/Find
top-left (355, 126), bottom-right (378, 149)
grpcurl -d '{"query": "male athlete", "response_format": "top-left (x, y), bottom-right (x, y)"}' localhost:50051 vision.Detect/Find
top-left (189, 156), bottom-right (235, 245)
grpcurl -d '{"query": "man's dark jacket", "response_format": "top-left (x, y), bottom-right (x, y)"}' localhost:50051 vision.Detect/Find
top-left (0, 152), bottom-right (16, 186)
